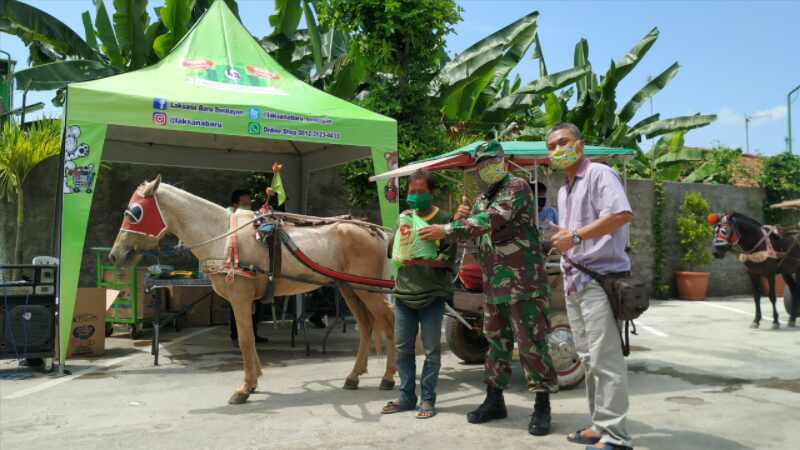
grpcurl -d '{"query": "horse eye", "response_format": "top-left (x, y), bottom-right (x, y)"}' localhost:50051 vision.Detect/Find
top-left (125, 203), bottom-right (143, 224)
top-left (720, 227), bottom-right (729, 237)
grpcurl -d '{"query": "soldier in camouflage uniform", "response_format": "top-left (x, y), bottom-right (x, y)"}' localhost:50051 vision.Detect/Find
top-left (419, 140), bottom-right (558, 436)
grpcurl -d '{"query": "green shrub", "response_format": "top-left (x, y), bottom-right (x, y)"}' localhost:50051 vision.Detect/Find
top-left (676, 192), bottom-right (712, 271)
top-left (759, 152), bottom-right (800, 226)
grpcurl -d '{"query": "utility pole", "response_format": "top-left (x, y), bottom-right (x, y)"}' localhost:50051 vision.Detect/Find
top-left (788, 84), bottom-right (800, 153)
top-left (745, 114), bottom-right (751, 153)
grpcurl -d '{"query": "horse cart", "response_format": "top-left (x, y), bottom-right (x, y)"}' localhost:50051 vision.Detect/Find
top-left (770, 198), bottom-right (800, 315)
top-left (371, 140), bottom-right (636, 390)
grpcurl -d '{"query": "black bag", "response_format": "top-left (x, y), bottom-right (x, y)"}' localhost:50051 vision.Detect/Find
top-left (563, 256), bottom-right (649, 356)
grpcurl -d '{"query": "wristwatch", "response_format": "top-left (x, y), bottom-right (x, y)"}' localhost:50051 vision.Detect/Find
top-left (571, 231), bottom-right (583, 246)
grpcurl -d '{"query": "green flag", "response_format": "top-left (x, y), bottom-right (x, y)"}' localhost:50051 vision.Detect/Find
top-left (271, 171), bottom-right (286, 206)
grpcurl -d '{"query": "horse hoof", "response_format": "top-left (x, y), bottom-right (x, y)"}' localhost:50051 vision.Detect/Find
top-left (750, 321), bottom-right (760, 329)
top-left (379, 378), bottom-right (396, 391)
top-left (772, 322), bottom-right (780, 330)
top-left (228, 391), bottom-right (250, 405)
top-left (789, 319), bottom-right (797, 328)
top-left (343, 378), bottom-right (359, 390)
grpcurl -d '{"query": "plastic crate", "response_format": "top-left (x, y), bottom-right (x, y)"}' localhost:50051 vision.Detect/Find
top-left (92, 247), bottom-right (138, 326)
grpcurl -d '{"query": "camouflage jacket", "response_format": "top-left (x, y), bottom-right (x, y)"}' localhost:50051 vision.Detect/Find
top-left (445, 174), bottom-right (549, 304)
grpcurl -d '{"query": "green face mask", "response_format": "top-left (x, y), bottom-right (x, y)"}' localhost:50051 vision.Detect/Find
top-left (478, 160), bottom-right (506, 185)
top-left (406, 192), bottom-right (432, 210)
top-left (549, 145), bottom-right (580, 170)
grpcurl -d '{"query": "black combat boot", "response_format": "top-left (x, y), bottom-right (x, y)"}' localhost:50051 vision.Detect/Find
top-left (528, 391), bottom-right (552, 436)
top-left (467, 384), bottom-right (508, 424)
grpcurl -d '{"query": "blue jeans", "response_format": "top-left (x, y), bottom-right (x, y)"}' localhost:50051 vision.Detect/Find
top-left (395, 298), bottom-right (445, 407)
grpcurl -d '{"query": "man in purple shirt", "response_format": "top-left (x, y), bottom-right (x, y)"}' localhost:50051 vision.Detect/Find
top-left (547, 123), bottom-right (634, 450)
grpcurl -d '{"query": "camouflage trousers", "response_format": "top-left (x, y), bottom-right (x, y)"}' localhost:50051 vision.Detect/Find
top-left (483, 297), bottom-right (559, 393)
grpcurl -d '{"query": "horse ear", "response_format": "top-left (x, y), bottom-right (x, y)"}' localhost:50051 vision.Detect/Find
top-left (142, 175), bottom-right (162, 197)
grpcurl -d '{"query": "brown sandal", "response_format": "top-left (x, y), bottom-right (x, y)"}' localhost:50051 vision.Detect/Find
top-left (381, 400), bottom-right (415, 414)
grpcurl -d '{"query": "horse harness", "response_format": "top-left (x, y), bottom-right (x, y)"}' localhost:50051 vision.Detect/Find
top-left (714, 214), bottom-right (800, 269)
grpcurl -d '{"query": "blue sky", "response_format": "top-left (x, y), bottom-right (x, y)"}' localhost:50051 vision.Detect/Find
top-left (2, 0), bottom-right (799, 155)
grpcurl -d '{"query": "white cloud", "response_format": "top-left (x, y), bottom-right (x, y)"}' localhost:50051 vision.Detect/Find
top-left (716, 105), bottom-right (787, 127)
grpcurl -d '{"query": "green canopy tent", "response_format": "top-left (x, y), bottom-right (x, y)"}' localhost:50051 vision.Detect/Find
top-left (55, 0), bottom-right (397, 369)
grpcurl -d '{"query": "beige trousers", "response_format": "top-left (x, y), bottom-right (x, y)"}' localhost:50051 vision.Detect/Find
top-left (566, 280), bottom-right (632, 447)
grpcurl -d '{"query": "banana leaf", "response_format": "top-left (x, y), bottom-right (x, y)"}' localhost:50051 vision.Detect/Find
top-left (154, 0), bottom-right (196, 59)
top-left (631, 114), bottom-right (716, 139)
top-left (683, 162), bottom-right (717, 183)
top-left (654, 147), bottom-right (704, 164)
top-left (618, 62), bottom-right (680, 123)
top-left (573, 38), bottom-right (590, 101)
top-left (301, 0), bottom-right (323, 74)
top-left (515, 65), bottom-right (592, 95)
top-left (112, 0), bottom-right (150, 69)
top-left (0, 0), bottom-right (97, 60)
top-left (82, 11), bottom-right (98, 51)
top-left (269, 0), bottom-right (302, 39)
top-left (192, 0), bottom-right (239, 21)
top-left (532, 31), bottom-right (547, 77)
top-left (14, 59), bottom-right (118, 91)
top-left (437, 10), bottom-right (539, 118)
top-left (93, 0), bottom-right (123, 68)
top-left (325, 52), bottom-right (368, 99)
top-left (630, 113), bottom-right (660, 131)
top-left (544, 92), bottom-right (564, 127)
top-left (605, 27), bottom-right (659, 91)
top-left (472, 13), bottom-right (539, 120)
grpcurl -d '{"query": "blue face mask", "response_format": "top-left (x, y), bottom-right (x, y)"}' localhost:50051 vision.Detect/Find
top-left (406, 192), bottom-right (432, 210)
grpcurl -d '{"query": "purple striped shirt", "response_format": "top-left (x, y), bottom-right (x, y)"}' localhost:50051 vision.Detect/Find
top-left (557, 158), bottom-right (632, 295)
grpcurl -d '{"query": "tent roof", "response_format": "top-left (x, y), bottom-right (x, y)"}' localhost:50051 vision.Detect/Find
top-left (370, 140), bottom-right (635, 181)
top-left (67, 0), bottom-right (395, 152)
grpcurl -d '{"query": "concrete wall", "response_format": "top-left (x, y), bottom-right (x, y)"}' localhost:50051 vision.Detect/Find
top-left (1, 161), bottom-right (765, 296)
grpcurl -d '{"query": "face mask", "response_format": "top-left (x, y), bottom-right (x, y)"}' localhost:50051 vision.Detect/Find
top-left (538, 198), bottom-right (547, 209)
top-left (549, 145), bottom-right (580, 170)
top-left (406, 192), bottom-right (432, 211)
top-left (478, 160), bottom-right (506, 185)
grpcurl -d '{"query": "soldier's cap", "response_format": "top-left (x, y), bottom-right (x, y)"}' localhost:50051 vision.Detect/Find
top-left (474, 140), bottom-right (505, 163)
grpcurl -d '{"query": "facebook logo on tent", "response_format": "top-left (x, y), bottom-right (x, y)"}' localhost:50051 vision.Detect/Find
top-left (152, 98), bottom-right (168, 110)
top-left (248, 108), bottom-right (260, 120)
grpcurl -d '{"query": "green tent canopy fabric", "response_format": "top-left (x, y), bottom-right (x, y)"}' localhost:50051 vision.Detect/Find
top-left (56, 0), bottom-right (398, 367)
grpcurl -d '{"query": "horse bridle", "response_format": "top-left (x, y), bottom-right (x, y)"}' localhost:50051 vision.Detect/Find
top-left (712, 213), bottom-right (772, 255)
top-left (119, 185), bottom-right (169, 239)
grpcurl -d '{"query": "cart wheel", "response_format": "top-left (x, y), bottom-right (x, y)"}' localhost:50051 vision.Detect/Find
top-left (105, 323), bottom-right (114, 337)
top-left (785, 288), bottom-right (794, 316)
top-left (548, 312), bottom-right (584, 390)
top-left (444, 315), bottom-right (488, 364)
top-left (129, 324), bottom-right (141, 340)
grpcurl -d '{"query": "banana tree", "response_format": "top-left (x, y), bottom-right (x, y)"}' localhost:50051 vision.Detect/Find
top-left (516, 27), bottom-right (715, 148)
top-left (0, 119), bottom-right (61, 269)
top-left (2, 0), bottom-right (237, 104)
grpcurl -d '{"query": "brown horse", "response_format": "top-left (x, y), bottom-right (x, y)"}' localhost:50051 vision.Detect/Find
top-left (108, 176), bottom-right (396, 404)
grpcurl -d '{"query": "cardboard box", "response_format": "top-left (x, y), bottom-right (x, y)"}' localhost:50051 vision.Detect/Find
top-left (68, 288), bottom-right (106, 357)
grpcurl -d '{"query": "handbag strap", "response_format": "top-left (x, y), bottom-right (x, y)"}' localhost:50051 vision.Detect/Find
top-left (562, 254), bottom-right (606, 281)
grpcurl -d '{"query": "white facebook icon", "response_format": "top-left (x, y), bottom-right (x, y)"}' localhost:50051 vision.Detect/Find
top-left (248, 108), bottom-right (260, 120)
top-left (153, 98), bottom-right (168, 110)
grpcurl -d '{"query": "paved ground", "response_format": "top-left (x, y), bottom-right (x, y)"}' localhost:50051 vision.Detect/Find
top-left (1, 297), bottom-right (798, 450)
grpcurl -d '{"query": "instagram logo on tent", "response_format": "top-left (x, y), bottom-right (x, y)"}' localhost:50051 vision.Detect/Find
top-left (152, 112), bottom-right (167, 126)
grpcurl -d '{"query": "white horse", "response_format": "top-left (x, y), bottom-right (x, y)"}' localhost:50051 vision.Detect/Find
top-left (109, 176), bottom-right (396, 404)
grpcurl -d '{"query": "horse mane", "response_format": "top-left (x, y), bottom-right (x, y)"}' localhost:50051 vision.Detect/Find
top-left (157, 182), bottom-right (228, 214)
top-left (729, 212), bottom-right (763, 231)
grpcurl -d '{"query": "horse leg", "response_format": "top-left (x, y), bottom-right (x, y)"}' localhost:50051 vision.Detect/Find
top-left (749, 272), bottom-right (762, 328)
top-left (228, 297), bottom-right (260, 404)
top-left (357, 290), bottom-right (397, 390)
top-left (785, 272), bottom-right (799, 327)
top-left (767, 275), bottom-right (780, 329)
top-left (338, 285), bottom-right (373, 390)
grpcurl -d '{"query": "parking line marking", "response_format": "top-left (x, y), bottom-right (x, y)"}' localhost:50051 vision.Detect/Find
top-left (700, 302), bottom-right (752, 317)
top-left (2, 326), bottom-right (218, 401)
top-left (638, 324), bottom-right (669, 337)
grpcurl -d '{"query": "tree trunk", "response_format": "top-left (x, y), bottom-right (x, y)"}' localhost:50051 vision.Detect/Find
top-left (12, 189), bottom-right (24, 279)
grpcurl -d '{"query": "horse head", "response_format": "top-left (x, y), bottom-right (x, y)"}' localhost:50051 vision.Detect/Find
top-left (709, 212), bottom-right (764, 259)
top-left (108, 175), bottom-right (168, 267)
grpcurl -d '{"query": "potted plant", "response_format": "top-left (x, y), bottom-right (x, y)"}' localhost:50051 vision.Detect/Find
top-left (675, 192), bottom-right (713, 300)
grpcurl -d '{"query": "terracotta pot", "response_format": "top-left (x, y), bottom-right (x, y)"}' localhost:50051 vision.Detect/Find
top-left (675, 271), bottom-right (710, 300)
top-left (759, 275), bottom-right (785, 297)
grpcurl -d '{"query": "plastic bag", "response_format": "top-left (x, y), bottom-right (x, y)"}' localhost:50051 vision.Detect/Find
top-left (392, 212), bottom-right (438, 269)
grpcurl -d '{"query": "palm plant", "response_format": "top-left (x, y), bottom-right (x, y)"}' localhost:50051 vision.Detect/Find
top-left (0, 119), bottom-right (61, 268)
